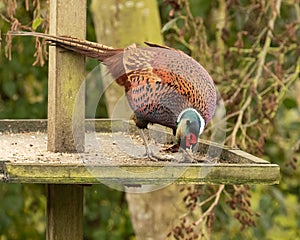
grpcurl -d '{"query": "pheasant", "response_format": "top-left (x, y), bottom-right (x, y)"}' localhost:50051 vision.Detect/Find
top-left (9, 31), bottom-right (217, 161)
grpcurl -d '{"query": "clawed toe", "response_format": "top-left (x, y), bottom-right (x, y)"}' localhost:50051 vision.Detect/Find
top-left (144, 150), bottom-right (176, 162)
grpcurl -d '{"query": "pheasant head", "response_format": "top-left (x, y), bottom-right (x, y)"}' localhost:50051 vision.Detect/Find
top-left (175, 108), bottom-right (205, 150)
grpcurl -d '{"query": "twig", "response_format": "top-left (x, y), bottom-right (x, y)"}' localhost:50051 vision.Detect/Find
top-left (194, 184), bottom-right (225, 226)
top-left (253, 0), bottom-right (282, 89)
top-left (229, 0), bottom-right (282, 148)
top-left (198, 192), bottom-right (219, 208)
top-left (230, 95), bottom-right (251, 147)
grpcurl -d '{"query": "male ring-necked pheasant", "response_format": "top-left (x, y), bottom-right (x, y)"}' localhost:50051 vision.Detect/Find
top-left (9, 31), bottom-right (217, 161)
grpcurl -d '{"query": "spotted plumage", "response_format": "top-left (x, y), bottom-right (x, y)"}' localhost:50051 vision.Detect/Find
top-left (9, 31), bottom-right (217, 158)
top-left (116, 44), bottom-right (216, 135)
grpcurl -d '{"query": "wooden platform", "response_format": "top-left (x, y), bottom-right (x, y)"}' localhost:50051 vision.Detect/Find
top-left (0, 119), bottom-right (280, 185)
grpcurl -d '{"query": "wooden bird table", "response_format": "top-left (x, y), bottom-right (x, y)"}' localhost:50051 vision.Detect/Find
top-left (0, 119), bottom-right (280, 239)
top-left (0, 119), bottom-right (280, 186)
top-left (0, 0), bottom-right (279, 239)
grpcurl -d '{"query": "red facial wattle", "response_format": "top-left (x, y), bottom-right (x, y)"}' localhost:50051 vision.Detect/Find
top-left (185, 132), bottom-right (198, 148)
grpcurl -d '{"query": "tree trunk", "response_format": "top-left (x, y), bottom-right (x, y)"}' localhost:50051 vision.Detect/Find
top-left (90, 0), bottom-right (162, 116)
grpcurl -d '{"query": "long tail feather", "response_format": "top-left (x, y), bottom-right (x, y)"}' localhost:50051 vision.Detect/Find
top-left (8, 31), bottom-right (123, 62)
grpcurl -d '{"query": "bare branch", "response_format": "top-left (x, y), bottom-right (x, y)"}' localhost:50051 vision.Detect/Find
top-left (194, 185), bottom-right (225, 226)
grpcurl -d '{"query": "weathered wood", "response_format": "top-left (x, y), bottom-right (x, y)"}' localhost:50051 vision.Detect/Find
top-left (0, 119), bottom-right (281, 185)
top-left (0, 119), bottom-right (47, 133)
top-left (46, 0), bottom-right (86, 240)
top-left (1, 162), bottom-right (280, 185)
top-left (47, 185), bottom-right (83, 240)
top-left (0, 119), bottom-right (121, 133)
top-left (47, 0), bottom-right (86, 153)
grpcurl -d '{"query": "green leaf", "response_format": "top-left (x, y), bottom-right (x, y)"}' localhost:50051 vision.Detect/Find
top-left (32, 17), bottom-right (43, 30)
top-left (161, 17), bottom-right (180, 33)
top-left (283, 97), bottom-right (298, 109)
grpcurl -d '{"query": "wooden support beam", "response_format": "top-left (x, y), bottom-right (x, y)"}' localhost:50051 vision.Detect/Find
top-left (46, 0), bottom-right (86, 239)
top-left (47, 185), bottom-right (84, 240)
top-left (2, 162), bottom-right (280, 185)
top-left (47, 0), bottom-right (86, 153)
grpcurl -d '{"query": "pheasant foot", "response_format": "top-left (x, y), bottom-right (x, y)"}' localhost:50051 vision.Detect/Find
top-left (139, 129), bottom-right (176, 162)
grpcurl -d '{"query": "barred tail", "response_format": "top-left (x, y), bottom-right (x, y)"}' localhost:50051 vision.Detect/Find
top-left (8, 31), bottom-right (123, 62)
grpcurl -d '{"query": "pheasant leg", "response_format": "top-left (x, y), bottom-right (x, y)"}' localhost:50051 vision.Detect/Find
top-left (139, 129), bottom-right (175, 162)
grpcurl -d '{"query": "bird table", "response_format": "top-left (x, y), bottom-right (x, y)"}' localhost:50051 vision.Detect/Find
top-left (0, 119), bottom-right (280, 239)
top-left (0, 119), bottom-right (280, 185)
top-left (0, 0), bottom-right (279, 239)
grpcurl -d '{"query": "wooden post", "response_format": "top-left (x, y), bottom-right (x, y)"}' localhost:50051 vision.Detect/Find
top-left (46, 0), bottom-right (86, 239)
top-left (47, 185), bottom-right (84, 239)
top-left (47, 0), bottom-right (86, 153)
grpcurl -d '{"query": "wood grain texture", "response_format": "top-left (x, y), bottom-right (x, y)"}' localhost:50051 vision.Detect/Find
top-left (46, 185), bottom-right (83, 240)
top-left (2, 162), bottom-right (280, 185)
top-left (47, 0), bottom-right (86, 153)
top-left (46, 1), bottom-right (86, 239)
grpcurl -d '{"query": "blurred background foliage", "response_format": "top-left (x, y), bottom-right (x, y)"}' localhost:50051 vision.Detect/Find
top-left (0, 0), bottom-right (299, 239)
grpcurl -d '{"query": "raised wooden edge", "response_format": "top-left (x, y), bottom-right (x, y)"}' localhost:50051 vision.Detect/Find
top-left (0, 119), bottom-right (48, 133)
top-left (0, 119), bottom-right (115, 133)
top-left (1, 162), bottom-right (280, 185)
